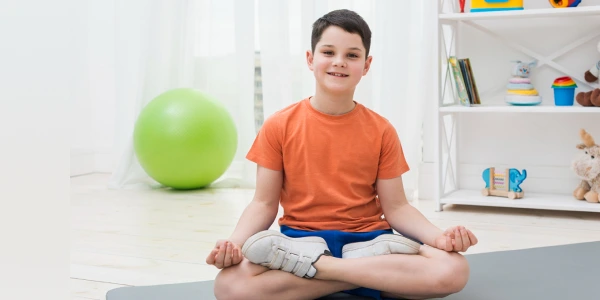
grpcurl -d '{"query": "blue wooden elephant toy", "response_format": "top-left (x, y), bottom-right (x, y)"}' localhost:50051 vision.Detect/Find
top-left (482, 168), bottom-right (527, 193)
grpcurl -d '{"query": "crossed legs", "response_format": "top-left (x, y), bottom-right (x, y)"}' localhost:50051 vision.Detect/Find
top-left (214, 244), bottom-right (469, 300)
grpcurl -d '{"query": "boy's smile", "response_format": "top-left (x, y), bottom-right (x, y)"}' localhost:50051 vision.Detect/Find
top-left (327, 72), bottom-right (348, 77)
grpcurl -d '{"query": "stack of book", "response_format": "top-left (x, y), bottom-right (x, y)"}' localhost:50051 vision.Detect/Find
top-left (449, 56), bottom-right (481, 106)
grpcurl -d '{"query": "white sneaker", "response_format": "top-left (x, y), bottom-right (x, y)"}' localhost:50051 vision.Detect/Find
top-left (241, 230), bottom-right (331, 278)
top-left (341, 234), bottom-right (421, 259)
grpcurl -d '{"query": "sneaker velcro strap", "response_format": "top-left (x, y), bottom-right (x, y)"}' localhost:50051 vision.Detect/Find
top-left (269, 248), bottom-right (286, 269)
top-left (281, 253), bottom-right (299, 273)
top-left (293, 256), bottom-right (312, 278)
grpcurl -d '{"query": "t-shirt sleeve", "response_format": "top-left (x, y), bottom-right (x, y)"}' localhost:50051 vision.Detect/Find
top-left (245, 115), bottom-right (284, 171)
top-left (377, 123), bottom-right (410, 179)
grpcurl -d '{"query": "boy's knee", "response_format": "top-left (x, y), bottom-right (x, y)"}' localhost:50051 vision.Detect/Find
top-left (214, 259), bottom-right (268, 300)
top-left (214, 267), bottom-right (247, 300)
top-left (433, 253), bottom-right (469, 296)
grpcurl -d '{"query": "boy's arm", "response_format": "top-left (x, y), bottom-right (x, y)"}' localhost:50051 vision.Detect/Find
top-left (228, 165), bottom-right (282, 247)
top-left (376, 176), bottom-right (443, 247)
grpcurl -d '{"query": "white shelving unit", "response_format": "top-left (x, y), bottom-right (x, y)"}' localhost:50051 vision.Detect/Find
top-left (439, 5), bottom-right (600, 20)
top-left (442, 190), bottom-right (600, 213)
top-left (440, 105), bottom-right (600, 113)
top-left (433, 1), bottom-right (600, 213)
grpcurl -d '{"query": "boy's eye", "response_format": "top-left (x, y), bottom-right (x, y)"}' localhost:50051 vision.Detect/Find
top-left (348, 53), bottom-right (359, 58)
top-left (323, 51), bottom-right (333, 55)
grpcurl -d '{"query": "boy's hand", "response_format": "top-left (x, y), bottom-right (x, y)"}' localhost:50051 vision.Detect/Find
top-left (434, 226), bottom-right (478, 252)
top-left (205, 240), bottom-right (243, 269)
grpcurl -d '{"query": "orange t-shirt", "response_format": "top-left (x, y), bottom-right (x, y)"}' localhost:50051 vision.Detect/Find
top-left (246, 98), bottom-right (410, 232)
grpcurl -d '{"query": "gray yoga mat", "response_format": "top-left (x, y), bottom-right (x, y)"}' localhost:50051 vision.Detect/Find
top-left (107, 241), bottom-right (600, 300)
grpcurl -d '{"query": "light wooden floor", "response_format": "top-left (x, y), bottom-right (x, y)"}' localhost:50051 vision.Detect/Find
top-left (71, 173), bottom-right (600, 300)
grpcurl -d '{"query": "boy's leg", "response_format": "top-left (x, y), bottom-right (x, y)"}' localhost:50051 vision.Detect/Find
top-left (315, 244), bottom-right (469, 299)
top-left (214, 244), bottom-right (468, 300)
top-left (214, 258), bottom-right (356, 300)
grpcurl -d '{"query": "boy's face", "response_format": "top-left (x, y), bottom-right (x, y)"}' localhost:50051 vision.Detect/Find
top-left (307, 26), bottom-right (372, 95)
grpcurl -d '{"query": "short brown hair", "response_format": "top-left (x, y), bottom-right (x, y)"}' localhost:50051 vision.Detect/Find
top-left (311, 9), bottom-right (372, 57)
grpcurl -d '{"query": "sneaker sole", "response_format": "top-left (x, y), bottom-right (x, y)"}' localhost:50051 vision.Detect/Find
top-left (342, 234), bottom-right (421, 256)
top-left (241, 230), bottom-right (327, 256)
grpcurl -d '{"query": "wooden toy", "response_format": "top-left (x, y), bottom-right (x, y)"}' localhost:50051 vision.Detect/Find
top-left (482, 167), bottom-right (527, 199)
top-left (471, 0), bottom-right (524, 13)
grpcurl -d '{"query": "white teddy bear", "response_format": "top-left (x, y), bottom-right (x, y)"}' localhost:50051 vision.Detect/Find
top-left (572, 129), bottom-right (600, 203)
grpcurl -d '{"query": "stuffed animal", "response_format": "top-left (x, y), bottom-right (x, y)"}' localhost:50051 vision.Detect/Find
top-left (572, 129), bottom-right (600, 203)
top-left (575, 88), bottom-right (600, 107)
top-left (584, 41), bottom-right (600, 83)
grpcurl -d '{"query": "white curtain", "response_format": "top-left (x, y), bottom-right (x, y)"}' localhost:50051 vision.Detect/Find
top-left (108, 0), bottom-right (256, 189)
top-left (108, 0), bottom-right (431, 199)
top-left (257, 0), bottom-right (430, 200)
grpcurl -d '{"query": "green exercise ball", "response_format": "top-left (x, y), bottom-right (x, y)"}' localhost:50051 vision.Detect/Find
top-left (133, 88), bottom-right (237, 189)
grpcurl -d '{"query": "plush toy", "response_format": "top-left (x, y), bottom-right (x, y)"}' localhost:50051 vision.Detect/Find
top-left (511, 60), bottom-right (536, 77)
top-left (575, 88), bottom-right (600, 107)
top-left (572, 129), bottom-right (600, 203)
top-left (584, 41), bottom-right (600, 83)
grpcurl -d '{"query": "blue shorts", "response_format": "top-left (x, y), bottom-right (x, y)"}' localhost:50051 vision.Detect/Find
top-left (280, 225), bottom-right (394, 300)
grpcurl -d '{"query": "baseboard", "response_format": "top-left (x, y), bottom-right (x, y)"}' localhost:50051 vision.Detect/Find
top-left (71, 147), bottom-right (113, 176)
top-left (71, 148), bottom-right (95, 176)
top-left (211, 161), bottom-right (256, 189)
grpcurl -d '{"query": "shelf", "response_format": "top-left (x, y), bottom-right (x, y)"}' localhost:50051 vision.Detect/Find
top-left (441, 189), bottom-right (600, 213)
top-left (439, 104), bottom-right (600, 113)
top-left (434, 2), bottom-right (600, 214)
top-left (439, 6), bottom-right (600, 21)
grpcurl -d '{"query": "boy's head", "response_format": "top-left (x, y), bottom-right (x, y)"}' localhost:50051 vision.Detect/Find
top-left (311, 9), bottom-right (371, 57)
top-left (307, 9), bottom-right (373, 95)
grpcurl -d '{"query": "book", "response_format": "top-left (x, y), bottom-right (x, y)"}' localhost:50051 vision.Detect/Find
top-left (462, 58), bottom-right (481, 105)
top-left (450, 57), bottom-right (481, 106)
top-left (458, 59), bottom-right (473, 104)
top-left (448, 56), bottom-right (470, 107)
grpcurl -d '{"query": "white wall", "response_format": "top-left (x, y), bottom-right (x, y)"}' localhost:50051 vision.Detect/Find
top-left (419, 1), bottom-right (600, 199)
top-left (2, 1), bottom-right (82, 297)
top-left (71, 0), bottom-right (116, 176)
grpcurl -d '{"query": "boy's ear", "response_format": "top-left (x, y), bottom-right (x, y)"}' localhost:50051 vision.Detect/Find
top-left (306, 50), bottom-right (314, 71)
top-left (363, 56), bottom-right (373, 76)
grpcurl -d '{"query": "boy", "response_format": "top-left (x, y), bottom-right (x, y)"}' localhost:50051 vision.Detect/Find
top-left (207, 9), bottom-right (477, 300)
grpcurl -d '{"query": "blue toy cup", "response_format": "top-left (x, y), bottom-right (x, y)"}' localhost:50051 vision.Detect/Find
top-left (553, 88), bottom-right (575, 106)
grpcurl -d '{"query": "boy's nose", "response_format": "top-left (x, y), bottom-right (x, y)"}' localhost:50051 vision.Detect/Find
top-left (332, 57), bottom-right (346, 67)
